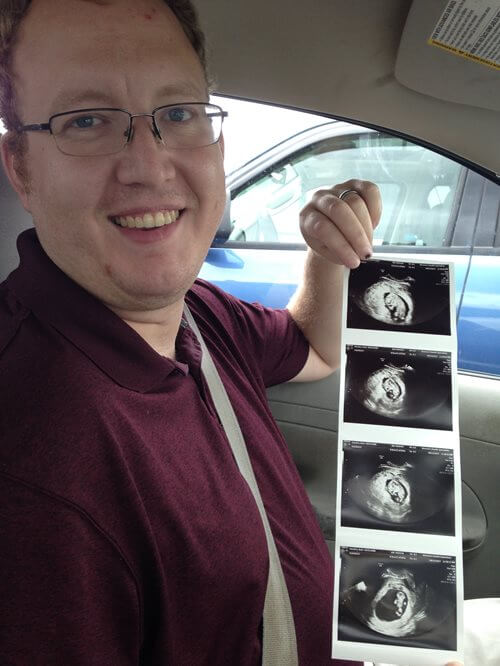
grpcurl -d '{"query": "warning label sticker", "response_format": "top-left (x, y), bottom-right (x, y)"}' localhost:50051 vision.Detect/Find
top-left (428, 0), bottom-right (500, 70)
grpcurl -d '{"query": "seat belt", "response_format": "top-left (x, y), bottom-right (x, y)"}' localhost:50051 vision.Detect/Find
top-left (183, 306), bottom-right (298, 666)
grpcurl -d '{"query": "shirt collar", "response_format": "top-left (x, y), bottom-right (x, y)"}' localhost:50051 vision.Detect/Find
top-left (7, 228), bottom-right (186, 393)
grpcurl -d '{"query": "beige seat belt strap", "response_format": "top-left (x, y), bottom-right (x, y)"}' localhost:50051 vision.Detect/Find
top-left (183, 306), bottom-right (298, 666)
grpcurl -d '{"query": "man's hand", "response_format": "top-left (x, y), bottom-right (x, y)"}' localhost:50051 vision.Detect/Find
top-left (299, 179), bottom-right (382, 268)
top-left (288, 179), bottom-right (382, 381)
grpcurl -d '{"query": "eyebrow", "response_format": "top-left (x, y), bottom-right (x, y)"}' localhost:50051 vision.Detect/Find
top-left (49, 82), bottom-right (208, 114)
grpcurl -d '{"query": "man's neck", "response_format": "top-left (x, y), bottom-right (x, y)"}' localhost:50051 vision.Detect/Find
top-left (109, 299), bottom-right (185, 359)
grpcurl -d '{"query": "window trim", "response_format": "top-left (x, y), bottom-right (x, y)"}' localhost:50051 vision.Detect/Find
top-left (217, 241), bottom-right (475, 254)
top-left (222, 97), bottom-right (500, 186)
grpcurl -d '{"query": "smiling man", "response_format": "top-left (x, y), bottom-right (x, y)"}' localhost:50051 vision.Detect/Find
top-left (2, 0), bottom-right (228, 358)
top-left (0, 1), bottom-right (383, 664)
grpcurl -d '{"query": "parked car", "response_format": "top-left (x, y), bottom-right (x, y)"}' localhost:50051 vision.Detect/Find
top-left (200, 112), bottom-right (500, 376)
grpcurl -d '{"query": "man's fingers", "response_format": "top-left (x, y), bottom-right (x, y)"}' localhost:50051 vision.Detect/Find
top-left (301, 211), bottom-right (364, 268)
top-left (301, 194), bottom-right (372, 266)
top-left (321, 191), bottom-right (373, 246)
top-left (300, 180), bottom-right (382, 269)
top-left (337, 179), bottom-right (383, 232)
top-left (337, 192), bottom-right (373, 245)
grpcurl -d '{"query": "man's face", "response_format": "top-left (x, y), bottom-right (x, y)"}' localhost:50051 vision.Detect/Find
top-left (3, 0), bottom-right (226, 311)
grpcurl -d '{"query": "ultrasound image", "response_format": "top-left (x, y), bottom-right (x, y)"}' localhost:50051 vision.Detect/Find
top-left (341, 442), bottom-right (455, 535)
top-left (347, 260), bottom-right (451, 335)
top-left (338, 549), bottom-right (456, 650)
top-left (344, 346), bottom-right (452, 430)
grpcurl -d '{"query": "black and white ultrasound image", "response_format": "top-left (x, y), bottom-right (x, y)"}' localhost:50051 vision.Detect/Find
top-left (338, 549), bottom-right (457, 650)
top-left (347, 260), bottom-right (451, 335)
top-left (341, 442), bottom-right (455, 535)
top-left (344, 346), bottom-right (452, 430)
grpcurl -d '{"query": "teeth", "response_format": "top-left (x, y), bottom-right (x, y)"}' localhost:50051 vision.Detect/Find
top-left (154, 212), bottom-right (166, 227)
top-left (143, 213), bottom-right (154, 229)
top-left (114, 210), bottom-right (180, 229)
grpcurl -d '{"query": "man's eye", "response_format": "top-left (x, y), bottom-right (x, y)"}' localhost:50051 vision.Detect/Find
top-left (166, 107), bottom-right (193, 122)
top-left (70, 115), bottom-right (103, 129)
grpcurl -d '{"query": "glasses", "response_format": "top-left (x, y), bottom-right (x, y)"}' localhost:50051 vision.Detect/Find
top-left (17, 102), bottom-right (228, 157)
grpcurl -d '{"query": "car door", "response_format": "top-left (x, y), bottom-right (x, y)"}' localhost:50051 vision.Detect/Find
top-left (200, 103), bottom-right (500, 601)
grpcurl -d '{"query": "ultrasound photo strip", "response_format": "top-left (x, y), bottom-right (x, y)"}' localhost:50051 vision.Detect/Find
top-left (332, 258), bottom-right (463, 666)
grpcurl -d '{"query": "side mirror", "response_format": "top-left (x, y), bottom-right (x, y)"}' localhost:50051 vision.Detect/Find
top-left (212, 188), bottom-right (232, 246)
top-left (270, 168), bottom-right (287, 185)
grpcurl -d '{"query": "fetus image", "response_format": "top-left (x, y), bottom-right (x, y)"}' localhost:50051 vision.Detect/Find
top-left (361, 363), bottom-right (412, 417)
top-left (350, 462), bottom-right (413, 523)
top-left (338, 550), bottom-right (457, 650)
top-left (355, 275), bottom-right (415, 326)
top-left (344, 347), bottom-right (452, 430)
top-left (342, 443), bottom-right (455, 534)
top-left (342, 567), bottom-right (432, 638)
top-left (347, 260), bottom-right (451, 335)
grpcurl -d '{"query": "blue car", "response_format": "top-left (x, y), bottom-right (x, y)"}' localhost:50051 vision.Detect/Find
top-left (200, 110), bottom-right (500, 376)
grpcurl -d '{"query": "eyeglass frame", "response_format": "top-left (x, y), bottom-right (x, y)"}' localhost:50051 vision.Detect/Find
top-left (16, 102), bottom-right (228, 156)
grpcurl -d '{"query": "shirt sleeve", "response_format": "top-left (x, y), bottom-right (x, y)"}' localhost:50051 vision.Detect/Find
top-left (189, 281), bottom-right (310, 387)
top-left (0, 473), bottom-right (141, 666)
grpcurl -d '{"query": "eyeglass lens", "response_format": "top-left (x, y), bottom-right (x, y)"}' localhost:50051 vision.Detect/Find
top-left (50, 103), bottom-right (224, 156)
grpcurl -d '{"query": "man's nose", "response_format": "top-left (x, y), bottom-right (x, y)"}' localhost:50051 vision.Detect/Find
top-left (114, 115), bottom-right (176, 186)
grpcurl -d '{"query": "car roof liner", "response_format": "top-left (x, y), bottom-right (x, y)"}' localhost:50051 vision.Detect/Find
top-left (396, 0), bottom-right (500, 112)
top-left (193, 0), bottom-right (500, 175)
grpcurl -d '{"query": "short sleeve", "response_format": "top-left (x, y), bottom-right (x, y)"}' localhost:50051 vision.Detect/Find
top-left (188, 281), bottom-right (310, 387)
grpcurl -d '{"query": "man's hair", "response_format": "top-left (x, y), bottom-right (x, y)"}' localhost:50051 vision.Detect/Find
top-left (0, 0), bottom-right (209, 162)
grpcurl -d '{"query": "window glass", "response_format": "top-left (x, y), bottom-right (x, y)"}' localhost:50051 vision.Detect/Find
top-left (229, 130), bottom-right (463, 247)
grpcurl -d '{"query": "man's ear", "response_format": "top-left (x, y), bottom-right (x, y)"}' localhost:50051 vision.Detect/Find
top-left (0, 132), bottom-right (31, 212)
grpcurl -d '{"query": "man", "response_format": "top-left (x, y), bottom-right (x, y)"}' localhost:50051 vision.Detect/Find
top-left (0, 0), bottom-right (417, 664)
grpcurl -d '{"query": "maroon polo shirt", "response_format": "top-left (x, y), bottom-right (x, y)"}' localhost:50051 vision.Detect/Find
top-left (0, 229), bottom-right (356, 665)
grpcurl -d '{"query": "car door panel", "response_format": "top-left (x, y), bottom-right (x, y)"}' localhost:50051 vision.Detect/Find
top-left (267, 373), bottom-right (340, 559)
top-left (457, 374), bottom-right (500, 599)
top-left (267, 372), bottom-right (500, 599)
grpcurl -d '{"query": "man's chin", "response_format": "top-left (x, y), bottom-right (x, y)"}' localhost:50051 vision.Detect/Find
top-left (106, 272), bottom-right (200, 313)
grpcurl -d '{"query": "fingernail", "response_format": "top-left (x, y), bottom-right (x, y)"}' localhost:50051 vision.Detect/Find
top-left (364, 252), bottom-right (372, 260)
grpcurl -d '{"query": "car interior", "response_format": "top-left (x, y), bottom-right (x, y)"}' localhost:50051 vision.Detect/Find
top-left (191, 0), bottom-right (500, 606)
top-left (0, 0), bottom-right (499, 652)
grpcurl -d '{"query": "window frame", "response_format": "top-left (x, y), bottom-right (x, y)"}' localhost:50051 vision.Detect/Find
top-left (221, 123), bottom-right (474, 253)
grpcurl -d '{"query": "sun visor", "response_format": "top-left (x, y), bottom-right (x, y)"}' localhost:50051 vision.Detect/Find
top-left (395, 0), bottom-right (500, 111)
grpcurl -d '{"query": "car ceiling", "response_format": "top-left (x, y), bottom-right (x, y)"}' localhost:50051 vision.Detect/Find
top-left (192, 0), bottom-right (500, 179)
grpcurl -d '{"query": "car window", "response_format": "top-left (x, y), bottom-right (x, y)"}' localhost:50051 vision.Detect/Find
top-left (229, 131), bottom-right (463, 248)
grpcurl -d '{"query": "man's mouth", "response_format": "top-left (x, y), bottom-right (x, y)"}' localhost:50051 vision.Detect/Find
top-left (110, 209), bottom-right (181, 230)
